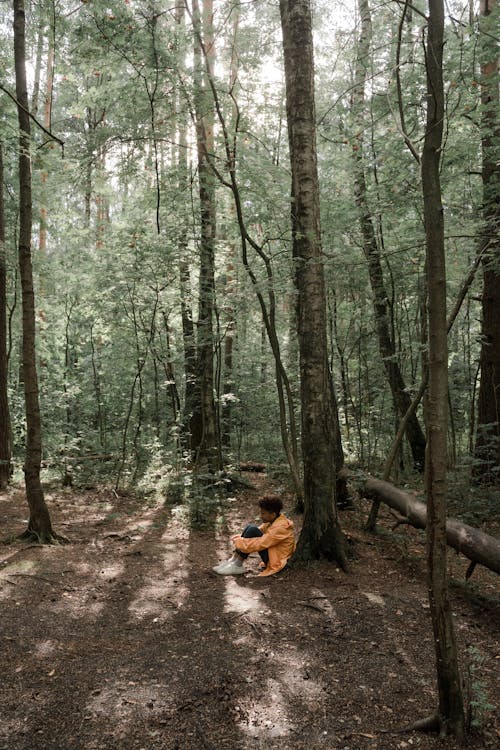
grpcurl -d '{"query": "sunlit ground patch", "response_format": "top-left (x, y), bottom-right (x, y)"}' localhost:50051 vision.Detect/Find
top-left (127, 519), bottom-right (190, 620)
top-left (0, 559), bottom-right (37, 601)
top-left (33, 639), bottom-right (58, 658)
top-left (84, 678), bottom-right (176, 743)
top-left (223, 577), bottom-right (270, 616)
top-left (239, 677), bottom-right (296, 738)
top-left (235, 636), bottom-right (327, 739)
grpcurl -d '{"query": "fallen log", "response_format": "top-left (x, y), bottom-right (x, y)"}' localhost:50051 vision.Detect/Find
top-left (362, 476), bottom-right (500, 577)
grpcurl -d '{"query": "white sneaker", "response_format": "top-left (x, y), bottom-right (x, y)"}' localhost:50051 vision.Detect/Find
top-left (214, 560), bottom-right (244, 575)
top-left (212, 558), bottom-right (234, 572)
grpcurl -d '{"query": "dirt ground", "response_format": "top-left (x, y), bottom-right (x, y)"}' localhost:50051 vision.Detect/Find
top-left (0, 473), bottom-right (498, 750)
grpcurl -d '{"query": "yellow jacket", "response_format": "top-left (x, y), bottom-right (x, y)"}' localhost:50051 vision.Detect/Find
top-left (232, 515), bottom-right (296, 576)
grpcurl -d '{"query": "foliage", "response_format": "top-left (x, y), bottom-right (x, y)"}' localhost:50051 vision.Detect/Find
top-left (464, 645), bottom-right (495, 730)
top-left (0, 0), bottom-right (497, 495)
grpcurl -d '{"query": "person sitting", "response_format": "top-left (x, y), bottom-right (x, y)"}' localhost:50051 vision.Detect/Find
top-left (213, 494), bottom-right (295, 576)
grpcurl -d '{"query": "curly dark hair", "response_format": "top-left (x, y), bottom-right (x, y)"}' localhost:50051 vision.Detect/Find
top-left (258, 494), bottom-right (283, 515)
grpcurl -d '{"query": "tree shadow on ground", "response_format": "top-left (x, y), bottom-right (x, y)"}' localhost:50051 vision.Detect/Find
top-left (1, 486), bottom-right (498, 750)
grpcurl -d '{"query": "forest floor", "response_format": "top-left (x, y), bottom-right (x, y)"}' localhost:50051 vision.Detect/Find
top-left (0, 471), bottom-right (499, 750)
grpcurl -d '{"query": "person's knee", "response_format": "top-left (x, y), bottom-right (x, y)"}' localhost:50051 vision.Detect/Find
top-left (242, 524), bottom-right (262, 538)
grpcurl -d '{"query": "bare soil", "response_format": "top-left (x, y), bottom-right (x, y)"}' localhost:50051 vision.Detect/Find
top-left (0, 473), bottom-right (498, 750)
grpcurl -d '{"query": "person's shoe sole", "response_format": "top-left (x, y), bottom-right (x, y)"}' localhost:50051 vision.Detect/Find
top-left (215, 564), bottom-right (245, 575)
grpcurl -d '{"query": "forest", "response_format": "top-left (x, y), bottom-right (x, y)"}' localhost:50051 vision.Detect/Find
top-left (0, 0), bottom-right (499, 748)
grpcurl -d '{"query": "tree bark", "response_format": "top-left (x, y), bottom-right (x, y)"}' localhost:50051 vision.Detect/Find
top-left (221, 7), bottom-right (240, 452)
top-left (38, 31), bottom-right (54, 257)
top-left (13, 0), bottom-right (55, 541)
top-left (189, 3), bottom-right (304, 504)
top-left (352, 0), bottom-right (426, 471)
top-left (421, 0), bottom-right (465, 736)
top-left (362, 476), bottom-right (500, 576)
top-left (473, 0), bottom-right (500, 483)
top-left (191, 0), bottom-right (220, 472)
top-left (280, 0), bottom-right (346, 567)
top-left (367, 250), bottom-right (486, 529)
top-left (175, 1), bottom-right (199, 457)
top-left (0, 143), bottom-right (12, 489)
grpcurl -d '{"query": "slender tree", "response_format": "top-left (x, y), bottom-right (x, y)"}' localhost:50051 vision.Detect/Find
top-left (13, 0), bottom-right (56, 541)
top-left (473, 0), bottom-right (500, 483)
top-left (191, 0), bottom-right (220, 472)
top-left (38, 20), bottom-right (54, 257)
top-left (280, 0), bottom-right (346, 567)
top-left (220, 6), bottom-right (240, 451)
top-left (352, 0), bottom-right (426, 471)
top-left (174, 1), bottom-right (199, 456)
top-left (0, 143), bottom-right (11, 490)
top-left (422, 0), bottom-right (465, 736)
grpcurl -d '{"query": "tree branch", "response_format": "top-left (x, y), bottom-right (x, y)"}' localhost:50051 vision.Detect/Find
top-left (0, 83), bottom-right (64, 151)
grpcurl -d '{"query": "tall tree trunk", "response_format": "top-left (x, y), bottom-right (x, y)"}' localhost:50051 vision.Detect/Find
top-left (190, 4), bottom-right (304, 503)
top-left (280, 0), bottom-right (346, 567)
top-left (221, 6), bottom-right (240, 451)
top-left (38, 31), bottom-right (54, 257)
top-left (473, 0), bottom-right (500, 483)
top-left (13, 0), bottom-right (55, 541)
top-left (191, 0), bottom-right (220, 472)
top-left (30, 15), bottom-right (44, 116)
top-left (422, 0), bottom-right (465, 737)
top-left (174, 3), bottom-right (199, 455)
top-left (0, 143), bottom-right (12, 489)
top-left (352, 0), bottom-right (426, 471)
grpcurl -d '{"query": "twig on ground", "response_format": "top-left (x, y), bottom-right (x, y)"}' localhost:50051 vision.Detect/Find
top-left (306, 594), bottom-right (328, 600)
top-left (242, 615), bottom-right (261, 634)
top-left (2, 572), bottom-right (75, 590)
top-left (224, 609), bottom-right (252, 621)
top-left (297, 601), bottom-right (326, 613)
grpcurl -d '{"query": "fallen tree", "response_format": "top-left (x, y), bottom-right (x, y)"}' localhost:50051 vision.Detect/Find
top-left (361, 476), bottom-right (500, 577)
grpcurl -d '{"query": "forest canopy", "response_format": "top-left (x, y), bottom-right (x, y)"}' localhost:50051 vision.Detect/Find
top-left (0, 0), bottom-right (498, 496)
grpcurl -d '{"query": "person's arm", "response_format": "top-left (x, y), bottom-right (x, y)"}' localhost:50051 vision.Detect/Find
top-left (232, 524), bottom-right (290, 554)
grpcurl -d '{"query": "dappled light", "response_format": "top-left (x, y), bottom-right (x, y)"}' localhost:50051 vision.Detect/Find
top-left (1, 480), bottom-right (499, 749)
top-left (127, 519), bottom-right (191, 620)
top-left (223, 577), bottom-right (270, 617)
top-left (1, 0), bottom-right (500, 745)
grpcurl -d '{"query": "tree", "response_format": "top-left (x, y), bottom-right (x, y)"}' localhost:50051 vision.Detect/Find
top-left (421, 0), bottom-right (465, 736)
top-left (174, 1), bottom-right (199, 459)
top-left (474, 0), bottom-right (500, 483)
top-left (280, 0), bottom-right (346, 567)
top-left (220, 4), bottom-right (240, 452)
top-left (13, 0), bottom-right (56, 541)
top-left (190, 0), bottom-right (220, 472)
top-left (351, 0), bottom-right (426, 471)
top-left (0, 142), bottom-right (11, 489)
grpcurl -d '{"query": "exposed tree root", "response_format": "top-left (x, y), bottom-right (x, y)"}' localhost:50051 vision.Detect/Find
top-left (17, 529), bottom-right (69, 545)
top-left (379, 714), bottom-right (442, 736)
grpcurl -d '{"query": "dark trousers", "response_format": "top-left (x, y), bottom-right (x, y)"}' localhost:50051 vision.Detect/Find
top-left (237, 524), bottom-right (269, 565)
